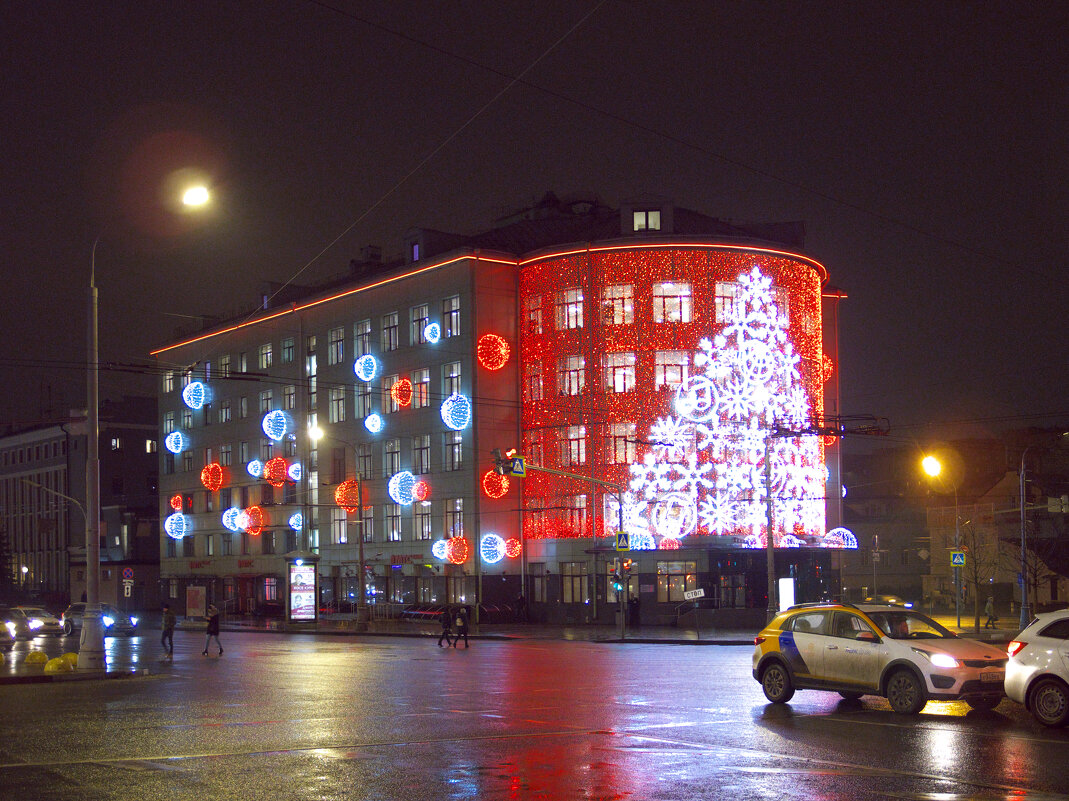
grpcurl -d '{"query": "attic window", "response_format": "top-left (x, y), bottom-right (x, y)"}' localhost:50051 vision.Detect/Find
top-left (410, 242), bottom-right (420, 262)
top-left (633, 209), bottom-right (661, 232)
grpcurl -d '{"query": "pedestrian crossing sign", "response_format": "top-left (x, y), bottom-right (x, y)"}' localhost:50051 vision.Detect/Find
top-left (615, 531), bottom-right (629, 551)
top-left (951, 551), bottom-right (966, 566)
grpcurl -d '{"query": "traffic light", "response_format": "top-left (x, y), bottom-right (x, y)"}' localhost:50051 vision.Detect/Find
top-left (622, 559), bottom-right (633, 575)
top-left (492, 448), bottom-right (507, 475)
top-left (1048, 495), bottom-right (1069, 513)
top-left (491, 448), bottom-right (524, 476)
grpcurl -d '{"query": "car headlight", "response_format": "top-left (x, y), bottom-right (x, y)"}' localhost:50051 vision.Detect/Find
top-left (129, 617), bottom-right (139, 626)
top-left (102, 616), bottom-right (115, 627)
top-left (913, 648), bottom-right (959, 669)
top-left (4, 622), bottom-right (15, 636)
top-left (28, 619), bottom-right (43, 630)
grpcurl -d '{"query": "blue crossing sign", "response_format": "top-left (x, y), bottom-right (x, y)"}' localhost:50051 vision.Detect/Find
top-left (951, 551), bottom-right (966, 566)
top-left (615, 531), bottom-right (630, 551)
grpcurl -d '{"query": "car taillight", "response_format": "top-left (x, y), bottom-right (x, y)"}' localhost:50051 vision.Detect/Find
top-left (754, 635), bottom-right (766, 645)
top-left (1007, 641), bottom-right (1026, 657)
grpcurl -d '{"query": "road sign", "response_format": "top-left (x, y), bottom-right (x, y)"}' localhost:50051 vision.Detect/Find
top-left (122, 567), bottom-right (134, 580)
top-left (509, 456), bottom-right (526, 477)
top-left (683, 588), bottom-right (705, 601)
top-left (951, 551), bottom-right (966, 566)
top-left (615, 531), bottom-right (629, 551)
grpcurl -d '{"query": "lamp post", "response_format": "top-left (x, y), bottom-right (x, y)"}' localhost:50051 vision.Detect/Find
top-left (1020, 447), bottom-right (1033, 629)
top-left (922, 453), bottom-right (962, 628)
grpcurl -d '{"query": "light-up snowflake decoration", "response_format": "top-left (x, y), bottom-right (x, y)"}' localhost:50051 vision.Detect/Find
top-left (625, 266), bottom-right (825, 546)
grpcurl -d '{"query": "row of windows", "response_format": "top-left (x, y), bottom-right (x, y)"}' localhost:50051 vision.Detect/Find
top-left (524, 281), bottom-right (789, 333)
top-left (161, 296), bottom-right (462, 392)
top-left (0, 440), bottom-right (68, 467)
top-left (524, 350), bottom-right (691, 399)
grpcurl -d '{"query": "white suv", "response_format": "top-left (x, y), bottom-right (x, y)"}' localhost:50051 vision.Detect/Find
top-left (1006, 610), bottom-right (1069, 726)
top-left (753, 602), bottom-right (1008, 713)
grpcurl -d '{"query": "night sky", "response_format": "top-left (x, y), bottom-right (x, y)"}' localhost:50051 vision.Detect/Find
top-left (3, 2), bottom-right (1066, 442)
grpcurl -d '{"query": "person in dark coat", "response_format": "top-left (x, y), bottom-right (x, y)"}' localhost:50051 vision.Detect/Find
top-left (437, 608), bottom-right (453, 647)
top-left (203, 604), bottom-right (222, 656)
top-left (161, 603), bottom-right (176, 658)
top-left (452, 606), bottom-right (469, 648)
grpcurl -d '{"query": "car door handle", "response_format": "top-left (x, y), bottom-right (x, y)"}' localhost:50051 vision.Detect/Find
top-left (826, 645), bottom-right (838, 650)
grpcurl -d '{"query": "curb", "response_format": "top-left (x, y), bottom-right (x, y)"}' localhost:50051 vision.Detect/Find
top-left (0, 668), bottom-right (151, 686)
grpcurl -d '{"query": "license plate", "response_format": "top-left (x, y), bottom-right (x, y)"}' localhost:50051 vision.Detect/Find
top-left (981, 671), bottom-right (1003, 683)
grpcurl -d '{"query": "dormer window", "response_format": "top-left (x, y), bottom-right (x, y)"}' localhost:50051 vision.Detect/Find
top-left (633, 209), bottom-right (661, 232)
top-left (411, 241), bottom-right (420, 261)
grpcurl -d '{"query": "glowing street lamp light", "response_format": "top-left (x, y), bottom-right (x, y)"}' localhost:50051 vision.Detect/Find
top-left (182, 185), bottom-right (210, 207)
top-left (921, 455), bottom-right (942, 477)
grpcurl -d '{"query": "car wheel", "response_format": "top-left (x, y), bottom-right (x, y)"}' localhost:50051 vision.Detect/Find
top-left (965, 696), bottom-right (1001, 711)
top-left (63, 621), bottom-right (74, 636)
top-left (887, 669), bottom-right (927, 714)
top-left (1029, 677), bottom-right (1069, 727)
top-left (761, 662), bottom-right (795, 703)
top-left (838, 691), bottom-right (864, 701)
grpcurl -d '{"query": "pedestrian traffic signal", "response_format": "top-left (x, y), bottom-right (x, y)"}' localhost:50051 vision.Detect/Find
top-left (491, 448), bottom-right (525, 476)
top-left (622, 559), bottom-right (633, 575)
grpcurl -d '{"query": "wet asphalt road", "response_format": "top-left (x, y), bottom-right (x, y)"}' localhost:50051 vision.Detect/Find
top-left (2, 630), bottom-right (1068, 800)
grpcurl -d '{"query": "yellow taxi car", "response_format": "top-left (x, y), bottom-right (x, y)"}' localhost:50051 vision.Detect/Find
top-left (752, 602), bottom-right (1007, 713)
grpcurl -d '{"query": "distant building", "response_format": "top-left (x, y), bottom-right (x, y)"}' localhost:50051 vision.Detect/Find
top-left (0, 397), bottom-right (159, 609)
top-left (152, 192), bottom-right (844, 626)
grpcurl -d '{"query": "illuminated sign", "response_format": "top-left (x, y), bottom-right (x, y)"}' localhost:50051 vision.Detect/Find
top-left (288, 562), bottom-right (316, 622)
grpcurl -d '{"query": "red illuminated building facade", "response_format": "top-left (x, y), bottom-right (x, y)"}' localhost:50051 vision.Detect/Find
top-left (153, 193), bottom-right (842, 626)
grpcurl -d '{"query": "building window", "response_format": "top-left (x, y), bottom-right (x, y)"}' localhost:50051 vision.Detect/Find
top-left (361, 505), bottom-right (374, 542)
top-left (656, 560), bottom-right (697, 603)
top-left (443, 362), bottom-right (461, 396)
top-left (443, 432), bottom-right (463, 471)
top-left (109, 437), bottom-right (122, 451)
top-left (220, 355), bottom-right (231, 377)
top-left (653, 281), bottom-right (692, 323)
top-left (239, 441), bottom-right (249, 463)
top-left (169, 578), bottom-right (178, 598)
top-left (654, 351), bottom-right (689, 390)
top-left (603, 352), bottom-right (635, 393)
top-left (218, 400), bottom-right (231, 424)
top-left (633, 209), bottom-right (661, 232)
top-left (166, 538), bottom-right (176, 558)
top-left (353, 443), bottom-right (371, 480)
top-left (410, 304), bottom-right (429, 345)
top-left (411, 241), bottom-right (419, 262)
top-left (354, 319), bottom-right (371, 356)
top-left (384, 374), bottom-right (400, 413)
top-left (163, 411), bottom-right (175, 435)
top-left (241, 532), bottom-right (250, 555)
top-left (281, 337), bottom-right (295, 363)
top-left (524, 363), bottom-right (543, 402)
top-left (259, 343), bottom-right (273, 369)
top-left (384, 503), bottom-right (402, 542)
top-left (328, 326), bottom-right (344, 365)
top-left (523, 295), bottom-right (542, 335)
top-left (264, 577), bottom-right (278, 601)
top-left (525, 430), bottom-right (544, 467)
top-left (561, 561), bottom-right (589, 604)
top-left (329, 387), bottom-right (345, 423)
top-left (221, 533), bottom-right (233, 556)
top-left (331, 508), bottom-right (347, 544)
top-left (412, 368), bottom-right (430, 408)
top-left (182, 452), bottom-right (193, 472)
top-left (413, 434), bottom-right (431, 475)
top-left (283, 385), bottom-right (296, 411)
top-left (561, 425), bottom-right (586, 467)
top-left (381, 312), bottom-right (399, 352)
top-left (415, 504), bottom-right (432, 540)
top-left (239, 396), bottom-right (248, 419)
top-left (220, 444), bottom-right (232, 467)
top-left (181, 409), bottom-right (192, 429)
top-left (146, 439), bottom-right (157, 453)
top-left (602, 284), bottom-right (634, 326)
top-left (565, 494), bottom-right (588, 534)
top-left (443, 295), bottom-right (460, 337)
top-left (555, 288), bottom-right (583, 330)
top-left (163, 371), bottom-right (175, 392)
top-left (355, 383), bottom-right (372, 419)
top-left (607, 423), bottom-right (636, 465)
top-left (182, 537), bottom-right (194, 557)
top-left (259, 390), bottom-right (273, 414)
top-left (444, 498), bottom-right (463, 536)
top-left (239, 352), bottom-right (248, 372)
top-left (558, 355), bottom-right (585, 395)
top-left (384, 438), bottom-right (400, 475)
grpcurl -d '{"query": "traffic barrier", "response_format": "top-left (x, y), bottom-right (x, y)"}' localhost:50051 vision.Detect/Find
top-left (24, 651), bottom-right (48, 665)
top-left (44, 657), bottom-right (73, 674)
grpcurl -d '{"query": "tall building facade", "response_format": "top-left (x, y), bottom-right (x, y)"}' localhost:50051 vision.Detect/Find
top-left (153, 193), bottom-right (847, 625)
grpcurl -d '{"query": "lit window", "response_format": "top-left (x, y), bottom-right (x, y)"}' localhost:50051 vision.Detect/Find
top-left (381, 312), bottom-right (399, 352)
top-left (329, 386), bottom-right (345, 423)
top-left (561, 425), bottom-right (586, 467)
top-left (281, 337), bottom-right (295, 363)
top-left (607, 423), bottom-right (636, 464)
top-left (415, 505), bottom-right (433, 540)
top-left (218, 400), bottom-right (231, 424)
top-left (283, 385), bottom-right (295, 411)
top-left (524, 363), bottom-right (543, 402)
top-left (654, 351), bottom-right (689, 390)
top-left (259, 390), bottom-right (272, 414)
top-left (145, 439), bottom-right (157, 453)
top-left (328, 327), bottom-right (344, 365)
top-left (385, 503), bottom-right (402, 542)
top-left (603, 352), bottom-right (635, 393)
top-left (444, 497), bottom-right (464, 536)
top-left (331, 508), bottom-right (347, 544)
top-left (602, 284), bottom-right (634, 325)
top-left (353, 319), bottom-right (371, 356)
top-left (524, 295), bottom-right (542, 335)
top-left (412, 368), bottom-right (430, 408)
top-left (633, 209), bottom-right (661, 232)
top-left (410, 304), bottom-right (429, 345)
top-left (220, 355), bottom-right (231, 378)
top-left (384, 374), bottom-right (400, 413)
top-left (653, 282), bottom-right (692, 323)
top-left (355, 383), bottom-right (372, 418)
top-left (555, 288), bottom-right (583, 330)
top-left (443, 296), bottom-right (461, 338)
top-left (163, 412), bottom-right (175, 435)
top-left (163, 371), bottom-right (176, 393)
top-left (443, 431), bottom-right (463, 471)
top-left (558, 355), bottom-right (585, 395)
top-left (443, 362), bottom-right (461, 396)
top-left (384, 438), bottom-right (400, 475)
top-left (413, 435), bottom-right (431, 474)
top-left (259, 343), bottom-right (273, 369)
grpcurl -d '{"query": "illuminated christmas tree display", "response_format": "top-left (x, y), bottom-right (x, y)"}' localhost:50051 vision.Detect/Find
top-left (624, 266), bottom-right (825, 547)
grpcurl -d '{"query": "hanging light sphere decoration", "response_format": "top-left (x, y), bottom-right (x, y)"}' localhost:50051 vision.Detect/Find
top-left (431, 540), bottom-right (449, 560)
top-left (170, 494), bottom-right (183, 511)
top-left (413, 481), bottom-right (430, 502)
top-left (482, 470), bottom-right (509, 499)
top-left (287, 461), bottom-right (303, 482)
top-left (222, 507), bottom-right (242, 532)
top-left (480, 533), bottom-right (506, 564)
top-left (424, 322), bottom-right (441, 343)
top-left (505, 538), bottom-right (522, 558)
top-left (200, 462), bottom-right (224, 492)
top-left (247, 459), bottom-right (264, 478)
top-left (364, 413), bottom-right (383, 434)
top-left (265, 457), bottom-right (289, 488)
top-left (391, 378), bottom-right (413, 408)
top-left (243, 506), bottom-right (264, 536)
top-left (440, 393), bottom-right (471, 430)
top-left (288, 512), bottom-right (303, 531)
top-left (164, 513), bottom-right (190, 539)
top-left (446, 536), bottom-right (470, 565)
top-left (388, 471), bottom-right (416, 505)
top-left (164, 431), bottom-right (188, 454)
top-left (476, 333), bottom-right (510, 370)
top-left (262, 410), bottom-right (291, 441)
top-left (335, 480), bottom-right (361, 513)
top-left (354, 355), bottom-right (378, 382)
top-left (182, 381), bottom-right (210, 410)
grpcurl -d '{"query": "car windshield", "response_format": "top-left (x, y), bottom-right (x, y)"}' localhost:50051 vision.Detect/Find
top-left (867, 610), bottom-right (955, 640)
top-left (20, 608), bottom-right (50, 617)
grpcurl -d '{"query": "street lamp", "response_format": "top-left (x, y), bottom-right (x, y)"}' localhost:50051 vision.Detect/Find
top-left (1020, 447), bottom-right (1033, 629)
top-left (921, 451), bottom-right (963, 628)
top-left (310, 426), bottom-right (369, 632)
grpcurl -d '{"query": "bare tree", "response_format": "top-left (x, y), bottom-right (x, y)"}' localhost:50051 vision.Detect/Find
top-left (958, 521), bottom-right (1001, 634)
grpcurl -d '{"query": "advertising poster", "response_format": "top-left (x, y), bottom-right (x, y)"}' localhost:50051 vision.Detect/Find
top-left (289, 563), bottom-right (316, 621)
top-left (186, 585), bottom-right (206, 619)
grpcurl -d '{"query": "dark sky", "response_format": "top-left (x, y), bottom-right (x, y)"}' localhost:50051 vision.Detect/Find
top-left (3, 1), bottom-right (1066, 440)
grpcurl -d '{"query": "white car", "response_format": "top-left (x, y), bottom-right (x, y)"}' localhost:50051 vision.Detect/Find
top-left (1006, 610), bottom-right (1069, 726)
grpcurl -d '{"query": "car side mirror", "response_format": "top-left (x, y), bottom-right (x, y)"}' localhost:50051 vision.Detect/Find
top-left (856, 631), bottom-right (880, 643)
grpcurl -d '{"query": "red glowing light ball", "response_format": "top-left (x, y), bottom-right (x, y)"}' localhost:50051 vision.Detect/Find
top-left (335, 480), bottom-right (361, 513)
top-left (413, 480), bottom-right (430, 502)
top-left (446, 536), bottom-right (470, 564)
top-left (170, 494), bottom-right (183, 511)
top-left (264, 456), bottom-right (289, 488)
top-left (244, 505), bottom-right (264, 536)
top-left (481, 470), bottom-right (509, 499)
top-left (200, 462), bottom-right (224, 492)
top-left (476, 333), bottom-right (510, 371)
top-left (659, 537), bottom-right (681, 550)
top-left (391, 378), bottom-right (413, 408)
top-left (505, 538), bottom-right (522, 558)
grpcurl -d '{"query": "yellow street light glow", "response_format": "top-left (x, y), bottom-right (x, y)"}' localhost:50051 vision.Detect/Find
top-left (921, 455), bottom-right (942, 477)
top-left (182, 185), bottom-right (210, 207)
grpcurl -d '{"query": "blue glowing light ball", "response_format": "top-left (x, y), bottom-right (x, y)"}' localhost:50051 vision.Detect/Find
top-left (364, 413), bottom-right (383, 434)
top-left (262, 410), bottom-right (290, 441)
top-left (424, 323), bottom-right (441, 344)
top-left (164, 431), bottom-right (187, 454)
top-left (182, 381), bottom-right (209, 410)
top-left (431, 540), bottom-right (448, 560)
top-left (164, 513), bottom-right (190, 539)
top-left (440, 393), bottom-right (471, 431)
top-left (288, 512), bottom-right (303, 531)
top-left (388, 471), bottom-right (416, 505)
top-left (354, 355), bottom-right (378, 382)
top-left (480, 533), bottom-right (505, 564)
top-left (247, 459), bottom-right (264, 478)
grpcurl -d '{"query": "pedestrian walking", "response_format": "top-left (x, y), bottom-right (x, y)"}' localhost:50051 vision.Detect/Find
top-left (203, 603), bottom-right (223, 655)
top-left (452, 606), bottom-right (469, 649)
top-left (984, 596), bottom-right (998, 629)
top-left (437, 608), bottom-right (453, 647)
top-left (161, 603), bottom-right (176, 658)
